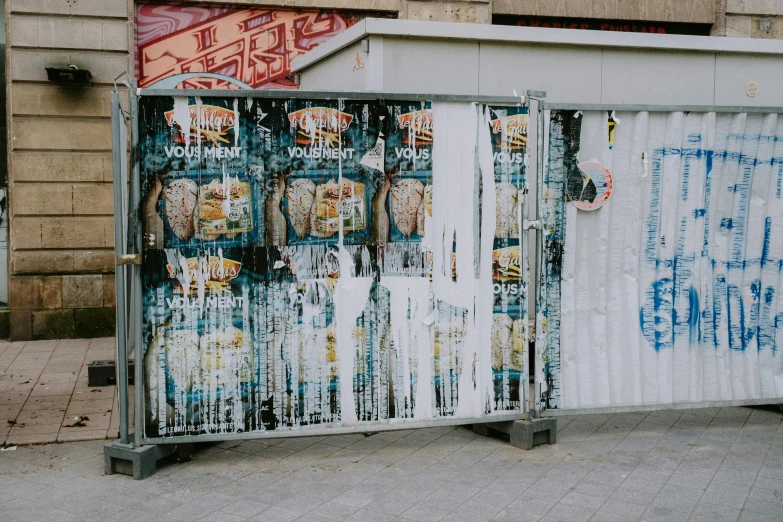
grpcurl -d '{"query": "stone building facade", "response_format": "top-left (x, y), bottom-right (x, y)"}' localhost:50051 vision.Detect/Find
top-left (5, 0), bottom-right (783, 341)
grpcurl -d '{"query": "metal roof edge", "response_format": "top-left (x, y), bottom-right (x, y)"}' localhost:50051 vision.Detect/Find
top-left (291, 18), bottom-right (783, 72)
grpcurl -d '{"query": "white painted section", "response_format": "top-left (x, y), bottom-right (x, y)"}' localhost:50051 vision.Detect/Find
top-left (556, 110), bottom-right (783, 410)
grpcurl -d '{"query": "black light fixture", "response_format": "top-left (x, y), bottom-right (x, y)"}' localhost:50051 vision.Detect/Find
top-left (45, 64), bottom-right (92, 85)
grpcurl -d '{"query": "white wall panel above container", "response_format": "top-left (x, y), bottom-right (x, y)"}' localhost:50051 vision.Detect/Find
top-left (478, 43), bottom-right (603, 103)
top-left (600, 50), bottom-right (716, 105)
top-left (382, 39), bottom-right (480, 95)
top-left (714, 54), bottom-right (783, 108)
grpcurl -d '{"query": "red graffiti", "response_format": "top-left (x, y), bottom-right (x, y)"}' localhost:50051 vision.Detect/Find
top-left (135, 5), bottom-right (385, 89)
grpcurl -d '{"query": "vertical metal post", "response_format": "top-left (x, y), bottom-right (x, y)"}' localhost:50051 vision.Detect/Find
top-left (128, 84), bottom-right (144, 448)
top-left (111, 91), bottom-right (129, 445)
top-left (534, 101), bottom-right (544, 330)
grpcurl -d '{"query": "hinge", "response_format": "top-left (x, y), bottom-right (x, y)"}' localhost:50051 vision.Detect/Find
top-left (116, 254), bottom-right (141, 266)
top-left (523, 220), bottom-right (543, 230)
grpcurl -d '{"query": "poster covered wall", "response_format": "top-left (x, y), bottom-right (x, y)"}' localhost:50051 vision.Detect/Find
top-left (139, 95), bottom-right (528, 439)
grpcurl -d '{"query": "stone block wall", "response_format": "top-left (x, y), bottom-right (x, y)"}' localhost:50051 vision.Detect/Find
top-left (9, 274), bottom-right (116, 340)
top-left (715, 0), bottom-right (783, 37)
top-left (7, 0), bottom-right (130, 340)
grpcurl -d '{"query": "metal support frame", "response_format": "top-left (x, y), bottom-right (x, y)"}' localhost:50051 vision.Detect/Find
top-left (110, 90), bottom-right (129, 445)
top-left (138, 88), bottom-right (524, 105)
top-left (527, 91), bottom-right (547, 419)
top-left (105, 79), bottom-right (172, 480)
top-left (129, 83), bottom-right (144, 450)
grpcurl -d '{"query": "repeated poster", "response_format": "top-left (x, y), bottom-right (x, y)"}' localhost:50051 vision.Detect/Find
top-left (488, 106), bottom-right (529, 412)
top-left (139, 95), bottom-right (524, 439)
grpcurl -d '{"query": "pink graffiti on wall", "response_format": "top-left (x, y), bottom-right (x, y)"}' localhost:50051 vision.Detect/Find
top-left (135, 4), bottom-right (379, 89)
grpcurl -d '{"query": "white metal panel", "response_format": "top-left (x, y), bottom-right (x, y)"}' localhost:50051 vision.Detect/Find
top-left (547, 109), bottom-right (783, 411)
top-left (478, 43), bottom-right (602, 103)
top-left (714, 54), bottom-right (783, 108)
top-left (299, 41), bottom-right (369, 92)
top-left (600, 50), bottom-right (716, 105)
top-left (382, 39), bottom-right (480, 95)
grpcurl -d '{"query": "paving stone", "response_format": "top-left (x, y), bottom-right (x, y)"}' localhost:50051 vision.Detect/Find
top-left (400, 503), bottom-right (451, 521)
top-left (545, 502), bottom-right (595, 522)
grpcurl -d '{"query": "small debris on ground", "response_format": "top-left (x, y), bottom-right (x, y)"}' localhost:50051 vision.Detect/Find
top-left (63, 415), bottom-right (90, 428)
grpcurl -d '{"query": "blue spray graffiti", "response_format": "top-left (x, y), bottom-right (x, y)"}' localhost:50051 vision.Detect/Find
top-left (639, 132), bottom-right (783, 353)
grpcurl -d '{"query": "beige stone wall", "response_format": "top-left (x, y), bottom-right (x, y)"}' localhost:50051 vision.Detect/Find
top-left (493, 0), bottom-right (715, 23)
top-left (715, 0), bottom-right (783, 37)
top-left (7, 0), bottom-right (131, 340)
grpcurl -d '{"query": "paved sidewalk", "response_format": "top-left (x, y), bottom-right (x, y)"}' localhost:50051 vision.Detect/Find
top-left (1, 406), bottom-right (782, 521)
top-left (0, 338), bottom-right (123, 445)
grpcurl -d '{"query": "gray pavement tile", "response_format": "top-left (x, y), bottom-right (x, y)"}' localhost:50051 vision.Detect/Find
top-left (333, 489), bottom-right (374, 508)
top-left (220, 500), bottom-right (271, 517)
top-left (742, 498), bottom-right (783, 517)
top-left (581, 470), bottom-right (628, 488)
top-left (400, 503), bottom-right (451, 521)
top-left (249, 506), bottom-right (300, 521)
top-left (712, 469), bottom-right (760, 486)
top-left (313, 500), bottom-right (360, 520)
top-left (448, 499), bottom-right (504, 521)
top-left (738, 510), bottom-right (783, 522)
top-left (609, 485), bottom-right (657, 506)
top-left (692, 501), bottom-right (741, 522)
top-left (492, 507), bottom-right (540, 521)
top-left (641, 505), bottom-right (694, 522)
top-left (648, 492), bottom-right (699, 517)
top-left (164, 502), bottom-right (218, 522)
top-left (559, 490), bottom-right (606, 510)
top-left (544, 502), bottom-right (594, 522)
top-left (589, 509), bottom-right (641, 522)
top-left (666, 466), bottom-right (716, 489)
top-left (599, 499), bottom-right (648, 518)
top-left (100, 508), bottom-right (157, 522)
top-left (345, 508), bottom-right (396, 521)
top-left (506, 495), bottom-right (556, 516)
top-left (470, 488), bottom-right (516, 508)
top-left (275, 493), bottom-right (325, 514)
top-left (700, 480), bottom-right (751, 508)
top-left (522, 484), bottom-right (572, 502)
top-left (748, 486), bottom-right (783, 504)
top-left (363, 494), bottom-right (414, 516)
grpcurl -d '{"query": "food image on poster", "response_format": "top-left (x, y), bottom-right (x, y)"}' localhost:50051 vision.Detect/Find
top-left (384, 104), bottom-right (433, 244)
top-left (488, 106), bottom-right (529, 412)
top-left (157, 170), bottom-right (260, 248)
top-left (250, 99), bottom-right (383, 245)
